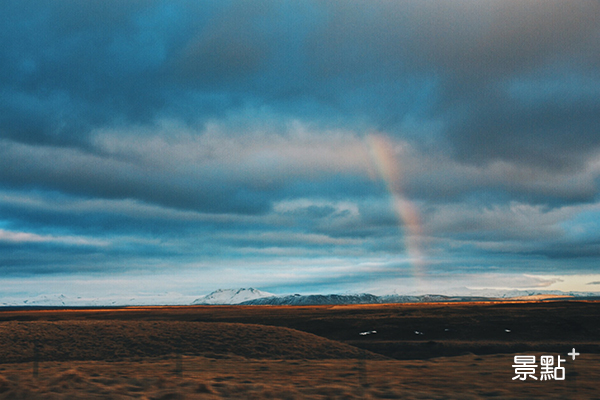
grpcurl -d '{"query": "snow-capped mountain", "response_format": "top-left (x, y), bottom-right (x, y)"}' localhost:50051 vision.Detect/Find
top-left (192, 288), bottom-right (274, 305)
top-left (240, 290), bottom-right (600, 305)
top-left (241, 293), bottom-right (485, 305)
top-left (241, 293), bottom-right (380, 305)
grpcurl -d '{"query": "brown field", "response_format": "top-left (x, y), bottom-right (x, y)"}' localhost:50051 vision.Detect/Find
top-left (0, 301), bottom-right (599, 399)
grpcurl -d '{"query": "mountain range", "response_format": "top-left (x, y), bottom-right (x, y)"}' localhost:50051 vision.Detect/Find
top-left (2, 287), bottom-right (599, 307)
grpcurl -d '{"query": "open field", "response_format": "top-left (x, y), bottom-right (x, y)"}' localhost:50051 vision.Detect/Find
top-left (0, 301), bottom-right (599, 398)
top-left (1, 353), bottom-right (599, 399)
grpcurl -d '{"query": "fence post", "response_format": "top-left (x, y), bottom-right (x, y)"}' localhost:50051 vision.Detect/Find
top-left (175, 353), bottom-right (183, 377)
top-left (33, 342), bottom-right (39, 378)
top-left (358, 348), bottom-right (368, 388)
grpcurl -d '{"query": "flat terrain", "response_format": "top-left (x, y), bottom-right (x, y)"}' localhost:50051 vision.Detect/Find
top-left (0, 301), bottom-right (598, 398)
top-left (1, 353), bottom-right (599, 399)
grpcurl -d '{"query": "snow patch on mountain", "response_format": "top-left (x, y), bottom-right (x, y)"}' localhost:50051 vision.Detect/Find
top-left (0, 293), bottom-right (199, 307)
top-left (192, 288), bottom-right (274, 305)
top-left (240, 289), bottom-right (600, 305)
top-left (241, 293), bottom-right (379, 306)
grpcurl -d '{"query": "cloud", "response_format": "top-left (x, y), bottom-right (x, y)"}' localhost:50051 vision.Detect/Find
top-left (173, 2), bottom-right (274, 85)
top-left (1, 1), bottom-right (600, 294)
top-left (0, 228), bottom-right (107, 246)
top-left (0, 120), bottom-right (378, 215)
top-left (423, 202), bottom-right (579, 241)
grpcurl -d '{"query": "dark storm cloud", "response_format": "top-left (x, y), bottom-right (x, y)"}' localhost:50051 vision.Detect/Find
top-left (173, 1), bottom-right (274, 85)
top-left (2, 0), bottom-right (598, 156)
top-left (0, 191), bottom-right (217, 236)
top-left (0, 137), bottom-right (277, 214)
top-left (444, 77), bottom-right (600, 170)
top-left (421, 1), bottom-right (600, 169)
top-left (1, 3), bottom-right (149, 147)
top-left (0, 0), bottom-right (324, 148)
top-left (302, 1), bottom-right (600, 168)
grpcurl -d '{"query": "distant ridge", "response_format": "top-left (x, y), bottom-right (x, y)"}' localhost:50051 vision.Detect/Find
top-left (235, 289), bottom-right (600, 306)
top-left (240, 293), bottom-right (497, 305)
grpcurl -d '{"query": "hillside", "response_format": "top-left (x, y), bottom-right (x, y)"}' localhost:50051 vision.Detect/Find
top-left (0, 320), bottom-right (384, 363)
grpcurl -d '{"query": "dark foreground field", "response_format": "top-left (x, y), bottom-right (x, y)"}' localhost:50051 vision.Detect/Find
top-left (0, 301), bottom-right (598, 399)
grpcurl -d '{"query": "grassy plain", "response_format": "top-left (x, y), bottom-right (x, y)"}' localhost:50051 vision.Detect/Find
top-left (0, 301), bottom-right (598, 399)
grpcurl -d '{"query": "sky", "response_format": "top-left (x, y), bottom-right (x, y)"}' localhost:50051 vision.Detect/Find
top-left (1, 0), bottom-right (600, 301)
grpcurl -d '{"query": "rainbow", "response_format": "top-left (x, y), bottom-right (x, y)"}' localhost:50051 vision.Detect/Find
top-left (366, 133), bottom-right (425, 279)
